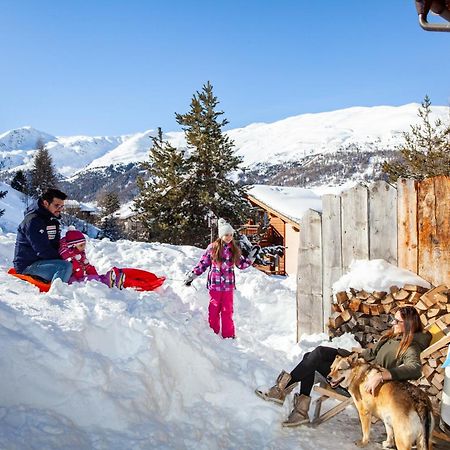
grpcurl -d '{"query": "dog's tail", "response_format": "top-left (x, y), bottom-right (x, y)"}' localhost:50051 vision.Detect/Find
top-left (420, 407), bottom-right (434, 450)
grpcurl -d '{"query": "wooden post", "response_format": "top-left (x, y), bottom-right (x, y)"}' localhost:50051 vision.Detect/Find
top-left (297, 209), bottom-right (323, 338)
top-left (369, 181), bottom-right (397, 265)
top-left (341, 184), bottom-right (369, 271)
top-left (322, 194), bottom-right (342, 333)
top-left (417, 176), bottom-right (450, 286)
top-left (397, 178), bottom-right (418, 273)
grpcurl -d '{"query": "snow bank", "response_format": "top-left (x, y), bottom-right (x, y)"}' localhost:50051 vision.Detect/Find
top-left (0, 232), bottom-right (428, 449)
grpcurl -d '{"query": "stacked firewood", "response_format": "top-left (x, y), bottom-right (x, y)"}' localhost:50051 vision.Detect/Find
top-left (329, 284), bottom-right (450, 410)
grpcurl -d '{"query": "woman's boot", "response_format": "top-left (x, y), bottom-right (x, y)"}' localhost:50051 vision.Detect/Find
top-left (282, 393), bottom-right (311, 427)
top-left (255, 370), bottom-right (298, 405)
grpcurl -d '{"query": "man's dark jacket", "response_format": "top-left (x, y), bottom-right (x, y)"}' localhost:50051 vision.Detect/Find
top-left (13, 200), bottom-right (62, 273)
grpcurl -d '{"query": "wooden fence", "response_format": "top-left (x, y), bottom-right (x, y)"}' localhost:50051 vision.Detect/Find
top-left (297, 176), bottom-right (450, 338)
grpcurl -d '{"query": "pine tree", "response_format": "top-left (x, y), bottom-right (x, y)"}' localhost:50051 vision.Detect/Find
top-left (11, 170), bottom-right (30, 194)
top-left (98, 191), bottom-right (122, 241)
top-left (175, 81), bottom-right (250, 246)
top-left (30, 140), bottom-right (59, 197)
top-left (382, 96), bottom-right (450, 181)
top-left (100, 216), bottom-right (122, 241)
top-left (0, 160), bottom-right (7, 217)
top-left (98, 191), bottom-right (121, 216)
top-left (0, 186), bottom-right (5, 218)
top-left (134, 128), bottom-right (190, 244)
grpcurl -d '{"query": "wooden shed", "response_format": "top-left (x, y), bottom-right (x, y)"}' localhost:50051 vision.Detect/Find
top-left (242, 185), bottom-right (322, 276)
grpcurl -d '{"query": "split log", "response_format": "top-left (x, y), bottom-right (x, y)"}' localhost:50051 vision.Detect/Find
top-left (403, 284), bottom-right (428, 293)
top-left (381, 294), bottom-right (394, 305)
top-left (392, 289), bottom-right (410, 300)
top-left (335, 291), bottom-right (349, 304)
top-left (372, 291), bottom-right (387, 300)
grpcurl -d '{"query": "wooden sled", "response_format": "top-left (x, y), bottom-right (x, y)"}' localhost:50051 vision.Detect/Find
top-left (311, 371), bottom-right (354, 426)
top-left (7, 268), bottom-right (51, 292)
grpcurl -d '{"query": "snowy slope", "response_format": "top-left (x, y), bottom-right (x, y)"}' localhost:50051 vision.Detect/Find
top-left (0, 126), bottom-right (56, 150)
top-left (85, 130), bottom-right (186, 170)
top-left (0, 192), bottom-right (434, 450)
top-left (0, 127), bottom-right (128, 177)
top-left (1, 103), bottom-right (449, 178)
top-left (229, 103), bottom-right (438, 166)
top-left (0, 182), bottom-right (27, 233)
top-left (46, 134), bottom-right (129, 176)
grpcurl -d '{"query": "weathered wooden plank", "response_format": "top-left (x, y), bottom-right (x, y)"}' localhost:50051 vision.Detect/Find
top-left (297, 209), bottom-right (323, 338)
top-left (341, 184), bottom-right (369, 271)
top-left (369, 181), bottom-right (397, 264)
top-left (434, 176), bottom-right (450, 286)
top-left (397, 178), bottom-right (418, 273)
top-left (418, 176), bottom-right (450, 286)
top-left (322, 194), bottom-right (342, 332)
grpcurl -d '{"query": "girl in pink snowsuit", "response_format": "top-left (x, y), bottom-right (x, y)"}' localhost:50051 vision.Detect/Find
top-left (59, 229), bottom-right (125, 288)
top-left (184, 218), bottom-right (256, 339)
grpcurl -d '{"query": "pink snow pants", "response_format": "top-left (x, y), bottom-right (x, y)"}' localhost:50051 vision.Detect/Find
top-left (208, 290), bottom-right (235, 338)
top-left (68, 273), bottom-right (111, 287)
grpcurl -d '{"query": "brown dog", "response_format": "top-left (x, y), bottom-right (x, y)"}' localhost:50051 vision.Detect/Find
top-left (328, 354), bottom-right (434, 450)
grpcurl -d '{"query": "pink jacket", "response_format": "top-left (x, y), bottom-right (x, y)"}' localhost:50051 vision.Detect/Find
top-left (192, 242), bottom-right (252, 292)
top-left (59, 237), bottom-right (98, 280)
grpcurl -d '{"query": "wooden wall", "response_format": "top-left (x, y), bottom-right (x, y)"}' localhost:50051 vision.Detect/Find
top-left (297, 176), bottom-right (450, 338)
top-left (269, 215), bottom-right (285, 238)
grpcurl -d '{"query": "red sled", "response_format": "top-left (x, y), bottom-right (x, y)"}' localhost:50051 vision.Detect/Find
top-left (7, 268), bottom-right (51, 292)
top-left (7, 267), bottom-right (165, 293)
top-left (120, 268), bottom-right (165, 291)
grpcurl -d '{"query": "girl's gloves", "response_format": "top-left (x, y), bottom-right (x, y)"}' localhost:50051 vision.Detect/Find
top-left (183, 271), bottom-right (198, 286)
top-left (248, 245), bottom-right (261, 263)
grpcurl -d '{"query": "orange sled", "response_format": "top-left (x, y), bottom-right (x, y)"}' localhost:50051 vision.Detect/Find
top-left (120, 268), bottom-right (165, 291)
top-left (7, 268), bottom-right (51, 292)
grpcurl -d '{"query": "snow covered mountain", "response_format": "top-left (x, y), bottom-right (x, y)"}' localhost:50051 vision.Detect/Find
top-left (1, 103), bottom-right (448, 200)
top-left (0, 127), bottom-right (129, 177)
top-left (1, 103), bottom-right (448, 176)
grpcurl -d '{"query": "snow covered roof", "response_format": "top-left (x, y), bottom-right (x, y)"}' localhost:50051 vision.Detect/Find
top-left (62, 199), bottom-right (80, 207)
top-left (247, 185), bottom-right (322, 225)
top-left (116, 200), bottom-right (136, 219)
top-left (64, 199), bottom-right (98, 213)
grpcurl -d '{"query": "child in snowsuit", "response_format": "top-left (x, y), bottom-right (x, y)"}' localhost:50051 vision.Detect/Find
top-left (59, 228), bottom-right (125, 289)
top-left (184, 218), bottom-right (259, 338)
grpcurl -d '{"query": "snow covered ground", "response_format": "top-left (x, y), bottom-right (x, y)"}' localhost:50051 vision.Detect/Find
top-left (0, 191), bottom-right (433, 450)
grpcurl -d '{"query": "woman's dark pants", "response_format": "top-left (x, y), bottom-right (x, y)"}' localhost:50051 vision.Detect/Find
top-left (288, 346), bottom-right (339, 396)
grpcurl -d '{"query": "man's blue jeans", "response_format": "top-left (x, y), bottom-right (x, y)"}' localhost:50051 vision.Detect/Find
top-left (22, 259), bottom-right (72, 283)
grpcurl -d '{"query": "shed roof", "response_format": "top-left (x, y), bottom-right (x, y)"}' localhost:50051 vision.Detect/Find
top-left (246, 185), bottom-right (322, 225)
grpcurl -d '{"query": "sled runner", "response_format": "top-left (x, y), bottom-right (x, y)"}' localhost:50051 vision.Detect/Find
top-left (7, 268), bottom-right (51, 292)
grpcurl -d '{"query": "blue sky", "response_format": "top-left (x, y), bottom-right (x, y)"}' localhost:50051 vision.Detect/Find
top-left (1, 0), bottom-right (449, 136)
